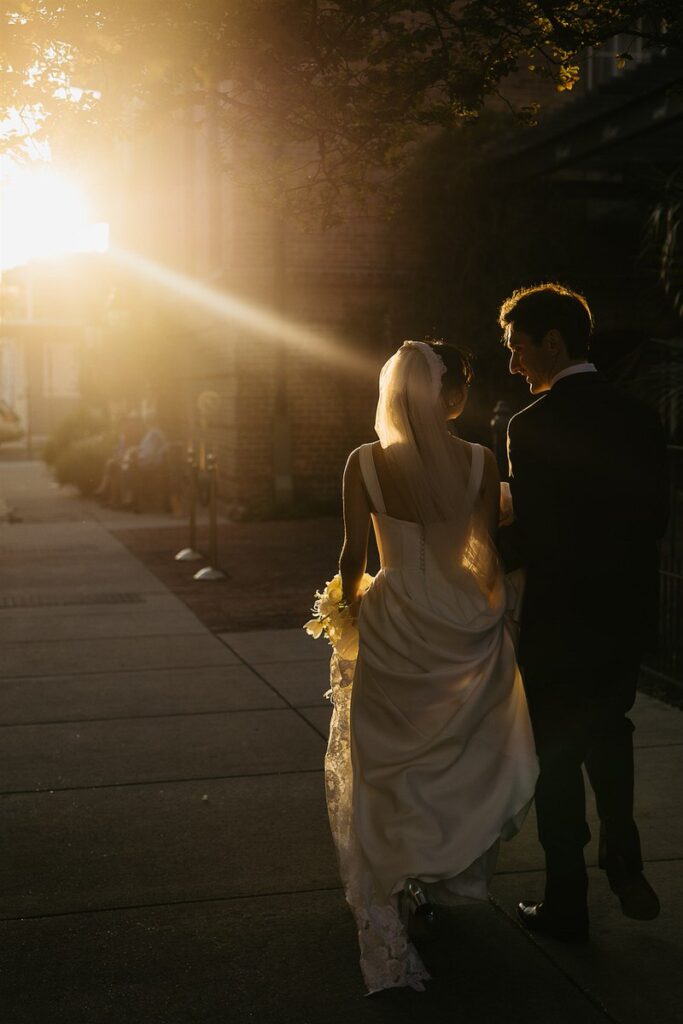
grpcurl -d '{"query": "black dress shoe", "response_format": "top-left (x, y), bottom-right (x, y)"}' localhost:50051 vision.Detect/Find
top-left (400, 878), bottom-right (438, 943)
top-left (517, 901), bottom-right (589, 943)
top-left (608, 870), bottom-right (660, 920)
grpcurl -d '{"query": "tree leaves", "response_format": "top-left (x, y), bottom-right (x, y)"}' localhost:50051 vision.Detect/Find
top-left (2, 1), bottom-right (682, 221)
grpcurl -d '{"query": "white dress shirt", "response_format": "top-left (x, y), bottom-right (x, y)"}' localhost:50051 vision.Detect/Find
top-left (550, 362), bottom-right (597, 388)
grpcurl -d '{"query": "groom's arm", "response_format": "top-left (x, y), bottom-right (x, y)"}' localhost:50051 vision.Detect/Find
top-left (496, 413), bottom-right (530, 571)
top-left (498, 410), bottom-right (564, 572)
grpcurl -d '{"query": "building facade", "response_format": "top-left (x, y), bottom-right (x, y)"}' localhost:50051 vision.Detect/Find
top-left (104, 47), bottom-right (679, 517)
top-left (106, 107), bottom-right (420, 517)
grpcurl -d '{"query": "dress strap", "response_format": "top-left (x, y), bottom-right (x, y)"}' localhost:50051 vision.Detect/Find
top-left (465, 443), bottom-right (485, 507)
top-left (358, 444), bottom-right (386, 514)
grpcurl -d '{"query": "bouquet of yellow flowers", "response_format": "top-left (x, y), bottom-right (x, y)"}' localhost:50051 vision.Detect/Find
top-left (304, 572), bottom-right (374, 662)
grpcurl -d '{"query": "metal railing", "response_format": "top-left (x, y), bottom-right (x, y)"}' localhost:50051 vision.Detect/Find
top-left (643, 445), bottom-right (683, 688)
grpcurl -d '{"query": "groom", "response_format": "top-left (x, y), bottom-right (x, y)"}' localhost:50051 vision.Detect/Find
top-left (498, 283), bottom-right (667, 942)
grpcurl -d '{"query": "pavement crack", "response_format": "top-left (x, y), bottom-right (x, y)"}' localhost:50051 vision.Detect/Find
top-left (0, 706), bottom-right (294, 729)
top-left (489, 896), bottom-right (622, 1023)
top-left (0, 885), bottom-right (345, 924)
top-left (1, 766), bottom-right (324, 796)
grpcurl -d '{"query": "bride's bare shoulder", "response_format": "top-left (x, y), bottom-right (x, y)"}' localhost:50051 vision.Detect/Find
top-left (449, 435), bottom-right (496, 457)
top-left (344, 442), bottom-right (375, 475)
top-left (447, 434), bottom-right (473, 460)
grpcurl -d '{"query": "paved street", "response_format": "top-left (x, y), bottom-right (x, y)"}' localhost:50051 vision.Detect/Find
top-left (2, 460), bottom-right (682, 1024)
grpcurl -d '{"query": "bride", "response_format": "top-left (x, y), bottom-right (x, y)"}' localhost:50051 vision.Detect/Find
top-left (325, 340), bottom-right (538, 993)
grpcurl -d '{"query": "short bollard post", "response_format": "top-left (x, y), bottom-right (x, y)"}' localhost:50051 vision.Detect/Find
top-left (175, 444), bottom-right (203, 562)
top-left (194, 450), bottom-right (228, 581)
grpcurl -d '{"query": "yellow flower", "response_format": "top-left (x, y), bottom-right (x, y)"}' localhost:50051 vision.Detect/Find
top-left (304, 572), bottom-right (376, 655)
top-left (316, 595), bottom-right (335, 618)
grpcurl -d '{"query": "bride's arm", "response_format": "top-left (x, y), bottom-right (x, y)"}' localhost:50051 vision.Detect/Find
top-left (339, 449), bottom-right (371, 610)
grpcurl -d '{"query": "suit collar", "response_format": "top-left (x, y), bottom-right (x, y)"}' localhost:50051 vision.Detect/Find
top-left (549, 370), bottom-right (602, 394)
top-left (550, 362), bottom-right (597, 387)
top-left (513, 371), bottom-right (602, 420)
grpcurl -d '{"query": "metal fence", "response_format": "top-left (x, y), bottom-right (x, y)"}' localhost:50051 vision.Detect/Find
top-left (643, 445), bottom-right (683, 688)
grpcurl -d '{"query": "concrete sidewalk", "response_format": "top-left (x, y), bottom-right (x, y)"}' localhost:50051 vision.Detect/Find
top-left (2, 461), bottom-right (682, 1024)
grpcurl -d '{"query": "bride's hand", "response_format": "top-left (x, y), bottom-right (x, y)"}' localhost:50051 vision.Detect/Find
top-left (499, 482), bottom-right (515, 527)
top-left (348, 595), bottom-right (363, 625)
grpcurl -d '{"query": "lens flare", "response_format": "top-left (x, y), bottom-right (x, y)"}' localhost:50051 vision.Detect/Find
top-left (0, 166), bottom-right (108, 269)
top-left (109, 245), bottom-right (377, 376)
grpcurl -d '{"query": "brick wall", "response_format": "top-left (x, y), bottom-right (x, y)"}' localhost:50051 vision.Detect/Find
top-left (173, 167), bottom-right (416, 517)
top-left (191, 285), bottom-right (405, 517)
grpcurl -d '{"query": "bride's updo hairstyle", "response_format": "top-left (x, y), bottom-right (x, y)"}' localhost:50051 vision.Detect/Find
top-left (426, 341), bottom-right (473, 398)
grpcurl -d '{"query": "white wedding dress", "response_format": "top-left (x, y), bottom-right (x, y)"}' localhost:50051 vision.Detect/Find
top-left (325, 441), bottom-right (538, 994)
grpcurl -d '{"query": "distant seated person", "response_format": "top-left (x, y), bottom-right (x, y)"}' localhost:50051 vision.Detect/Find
top-left (129, 416), bottom-right (170, 512)
top-left (95, 413), bottom-right (143, 508)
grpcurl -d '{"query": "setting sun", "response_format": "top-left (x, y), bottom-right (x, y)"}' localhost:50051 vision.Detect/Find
top-left (0, 165), bottom-right (108, 270)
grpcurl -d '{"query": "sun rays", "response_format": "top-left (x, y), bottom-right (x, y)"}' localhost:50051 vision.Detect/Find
top-left (108, 245), bottom-right (378, 376)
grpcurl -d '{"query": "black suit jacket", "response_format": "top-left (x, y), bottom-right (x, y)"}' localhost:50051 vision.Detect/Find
top-left (499, 372), bottom-right (667, 675)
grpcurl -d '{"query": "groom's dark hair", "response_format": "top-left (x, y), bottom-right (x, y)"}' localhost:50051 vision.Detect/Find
top-left (498, 283), bottom-right (593, 358)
